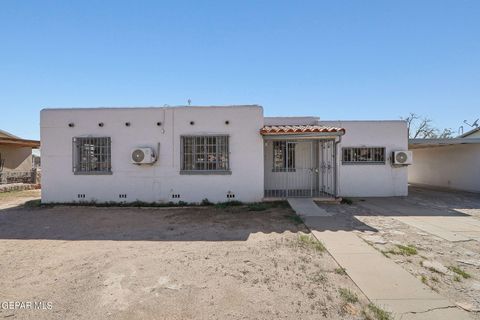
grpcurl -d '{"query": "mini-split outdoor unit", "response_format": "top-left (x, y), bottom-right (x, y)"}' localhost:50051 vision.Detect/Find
top-left (131, 147), bottom-right (157, 164)
top-left (392, 151), bottom-right (413, 165)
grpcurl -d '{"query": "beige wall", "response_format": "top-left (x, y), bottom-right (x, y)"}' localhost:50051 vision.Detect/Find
top-left (409, 144), bottom-right (480, 192)
top-left (0, 145), bottom-right (33, 172)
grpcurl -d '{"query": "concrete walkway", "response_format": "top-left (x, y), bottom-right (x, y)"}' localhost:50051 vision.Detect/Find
top-left (287, 198), bottom-right (334, 217)
top-left (359, 199), bottom-right (480, 242)
top-left (299, 213), bottom-right (471, 319)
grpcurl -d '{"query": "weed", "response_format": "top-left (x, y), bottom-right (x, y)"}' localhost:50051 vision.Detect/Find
top-left (363, 303), bottom-right (391, 320)
top-left (247, 203), bottom-right (269, 211)
top-left (24, 199), bottom-right (42, 207)
top-left (448, 266), bottom-right (471, 279)
top-left (385, 244), bottom-right (417, 256)
top-left (214, 200), bottom-right (244, 209)
top-left (340, 198), bottom-right (353, 205)
top-left (453, 275), bottom-right (462, 282)
top-left (201, 198), bottom-right (213, 206)
top-left (428, 267), bottom-right (441, 274)
top-left (297, 234), bottom-right (325, 253)
top-left (334, 267), bottom-right (347, 275)
top-left (309, 272), bottom-right (327, 284)
top-left (421, 275), bottom-right (428, 284)
top-left (430, 276), bottom-right (439, 283)
top-left (265, 201), bottom-right (291, 209)
top-left (306, 290), bottom-right (316, 299)
top-left (338, 288), bottom-right (358, 304)
top-left (284, 214), bottom-right (303, 224)
top-left (37, 200), bottom-right (198, 208)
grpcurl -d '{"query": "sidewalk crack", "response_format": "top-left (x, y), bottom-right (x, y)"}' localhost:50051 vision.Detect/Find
top-left (401, 305), bottom-right (461, 316)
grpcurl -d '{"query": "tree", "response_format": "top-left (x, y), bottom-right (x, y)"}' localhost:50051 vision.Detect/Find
top-left (401, 113), bottom-right (453, 139)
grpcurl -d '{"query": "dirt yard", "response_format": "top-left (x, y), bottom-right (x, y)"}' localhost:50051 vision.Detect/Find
top-left (0, 191), bottom-right (373, 320)
top-left (317, 186), bottom-right (480, 319)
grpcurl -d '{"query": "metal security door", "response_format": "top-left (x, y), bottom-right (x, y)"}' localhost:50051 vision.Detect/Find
top-left (319, 140), bottom-right (336, 196)
top-left (285, 140), bottom-right (318, 197)
top-left (264, 140), bottom-right (318, 198)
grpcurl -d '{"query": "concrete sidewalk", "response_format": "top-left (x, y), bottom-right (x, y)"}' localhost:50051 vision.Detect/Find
top-left (358, 198), bottom-right (480, 243)
top-left (287, 198), bottom-right (334, 217)
top-left (301, 214), bottom-right (471, 319)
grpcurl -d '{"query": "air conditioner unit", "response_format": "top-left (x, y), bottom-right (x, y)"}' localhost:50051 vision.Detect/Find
top-left (131, 147), bottom-right (156, 164)
top-left (393, 151), bottom-right (413, 165)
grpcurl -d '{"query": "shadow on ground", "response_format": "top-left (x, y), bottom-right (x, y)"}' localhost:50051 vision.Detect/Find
top-left (309, 186), bottom-right (480, 233)
top-left (0, 205), bottom-right (304, 241)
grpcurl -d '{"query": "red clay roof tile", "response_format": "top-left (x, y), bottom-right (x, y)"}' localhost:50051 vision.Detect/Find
top-left (260, 125), bottom-right (345, 135)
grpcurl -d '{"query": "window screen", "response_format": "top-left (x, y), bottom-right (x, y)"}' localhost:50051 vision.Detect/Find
top-left (73, 137), bottom-right (112, 174)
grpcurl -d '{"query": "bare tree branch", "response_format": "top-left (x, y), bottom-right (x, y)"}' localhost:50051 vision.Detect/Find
top-left (401, 113), bottom-right (453, 139)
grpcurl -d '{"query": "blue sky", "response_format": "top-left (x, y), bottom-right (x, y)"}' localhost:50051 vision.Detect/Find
top-left (1, 1), bottom-right (479, 140)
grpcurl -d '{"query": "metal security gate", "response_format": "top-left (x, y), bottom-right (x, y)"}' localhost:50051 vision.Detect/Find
top-left (264, 139), bottom-right (336, 198)
top-left (319, 140), bottom-right (336, 196)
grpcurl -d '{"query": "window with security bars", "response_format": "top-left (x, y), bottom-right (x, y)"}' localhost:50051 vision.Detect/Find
top-left (342, 147), bottom-right (385, 164)
top-left (181, 136), bottom-right (229, 172)
top-left (273, 141), bottom-right (296, 171)
top-left (72, 137), bottom-right (112, 174)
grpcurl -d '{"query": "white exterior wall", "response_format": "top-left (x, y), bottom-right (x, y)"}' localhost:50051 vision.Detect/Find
top-left (41, 106), bottom-right (264, 203)
top-left (319, 120), bottom-right (409, 197)
top-left (409, 145), bottom-right (480, 192)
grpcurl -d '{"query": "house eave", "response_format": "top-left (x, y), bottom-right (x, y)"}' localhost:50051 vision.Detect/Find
top-left (0, 137), bottom-right (40, 148)
top-left (261, 132), bottom-right (344, 140)
top-left (409, 138), bottom-right (480, 149)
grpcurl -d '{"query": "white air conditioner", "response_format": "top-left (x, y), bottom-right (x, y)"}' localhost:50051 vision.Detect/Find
top-left (393, 151), bottom-right (413, 165)
top-left (131, 147), bottom-right (156, 164)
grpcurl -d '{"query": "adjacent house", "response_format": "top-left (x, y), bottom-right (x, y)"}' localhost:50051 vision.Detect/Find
top-left (40, 105), bottom-right (409, 203)
top-left (408, 128), bottom-right (480, 193)
top-left (0, 129), bottom-right (40, 185)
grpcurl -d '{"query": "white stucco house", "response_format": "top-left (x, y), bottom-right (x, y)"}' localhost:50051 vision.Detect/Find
top-left (40, 105), bottom-right (409, 203)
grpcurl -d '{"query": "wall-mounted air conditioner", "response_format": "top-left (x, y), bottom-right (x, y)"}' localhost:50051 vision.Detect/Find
top-left (392, 151), bottom-right (413, 165)
top-left (131, 147), bottom-right (156, 164)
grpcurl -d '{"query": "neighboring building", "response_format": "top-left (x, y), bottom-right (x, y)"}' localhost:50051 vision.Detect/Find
top-left (41, 106), bottom-right (409, 203)
top-left (459, 126), bottom-right (480, 138)
top-left (408, 138), bottom-right (480, 193)
top-left (0, 129), bottom-right (40, 184)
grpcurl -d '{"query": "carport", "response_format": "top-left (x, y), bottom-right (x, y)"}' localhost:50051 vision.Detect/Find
top-left (408, 138), bottom-right (480, 193)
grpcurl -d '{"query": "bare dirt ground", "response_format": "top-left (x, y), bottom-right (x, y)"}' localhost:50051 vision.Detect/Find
top-left (0, 189), bottom-right (41, 210)
top-left (317, 186), bottom-right (480, 319)
top-left (0, 191), bottom-right (373, 320)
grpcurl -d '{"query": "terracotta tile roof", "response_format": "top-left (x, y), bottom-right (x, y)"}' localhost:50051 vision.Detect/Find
top-left (260, 125), bottom-right (345, 135)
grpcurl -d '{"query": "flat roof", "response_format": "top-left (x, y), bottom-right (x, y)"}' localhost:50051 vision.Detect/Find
top-left (41, 105), bottom-right (262, 111)
top-left (409, 138), bottom-right (480, 149)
